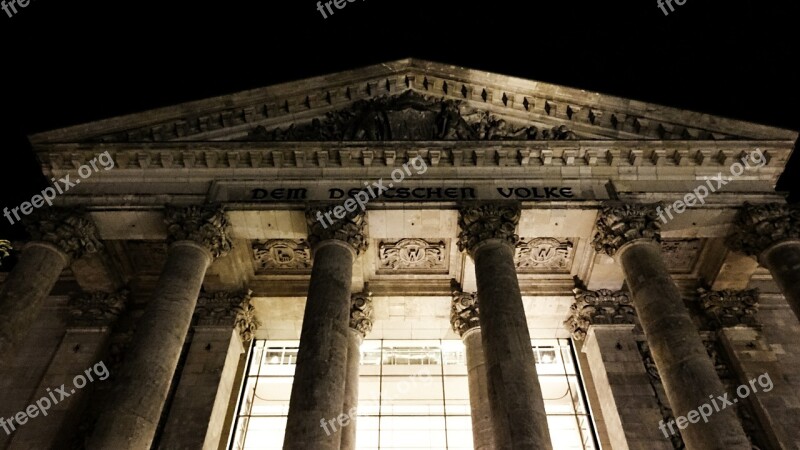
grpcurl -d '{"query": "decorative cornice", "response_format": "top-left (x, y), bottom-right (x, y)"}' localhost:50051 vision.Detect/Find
top-left (22, 209), bottom-right (102, 260)
top-left (305, 207), bottom-right (368, 255)
top-left (68, 289), bottom-right (129, 328)
top-left (696, 288), bottom-right (760, 330)
top-left (593, 203), bottom-right (662, 257)
top-left (457, 203), bottom-right (521, 254)
top-left (450, 290), bottom-right (480, 337)
top-left (565, 288), bottom-right (637, 340)
top-left (195, 290), bottom-right (259, 342)
top-left (726, 202), bottom-right (800, 257)
top-left (349, 289), bottom-right (374, 338)
top-left (164, 205), bottom-right (232, 259)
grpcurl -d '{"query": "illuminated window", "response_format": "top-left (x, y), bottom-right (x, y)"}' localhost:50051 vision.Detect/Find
top-left (229, 339), bottom-right (597, 449)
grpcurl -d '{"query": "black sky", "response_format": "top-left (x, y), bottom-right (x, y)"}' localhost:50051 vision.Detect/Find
top-left (0, 0), bottom-right (798, 238)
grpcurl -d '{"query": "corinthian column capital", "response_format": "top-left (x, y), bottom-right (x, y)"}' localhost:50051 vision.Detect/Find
top-left (457, 202), bottom-right (521, 255)
top-left (305, 207), bottom-right (368, 255)
top-left (565, 288), bottom-right (636, 340)
top-left (725, 202), bottom-right (800, 257)
top-left (696, 288), bottom-right (760, 330)
top-left (592, 202), bottom-right (662, 257)
top-left (450, 289), bottom-right (480, 338)
top-left (22, 208), bottom-right (102, 260)
top-left (349, 289), bottom-right (374, 338)
top-left (68, 289), bottom-right (129, 328)
top-left (164, 205), bottom-right (232, 259)
top-left (195, 290), bottom-right (259, 342)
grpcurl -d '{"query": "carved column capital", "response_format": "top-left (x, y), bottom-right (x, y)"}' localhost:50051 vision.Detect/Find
top-left (593, 202), bottom-right (662, 257)
top-left (457, 202), bottom-right (521, 255)
top-left (195, 290), bottom-right (260, 342)
top-left (349, 289), bottom-right (374, 338)
top-left (305, 207), bottom-right (368, 255)
top-left (725, 202), bottom-right (800, 257)
top-left (68, 289), bottom-right (129, 328)
top-left (565, 288), bottom-right (637, 340)
top-left (696, 288), bottom-right (760, 330)
top-left (22, 209), bottom-right (102, 260)
top-left (0, 240), bottom-right (11, 266)
top-left (164, 205), bottom-right (232, 259)
top-left (450, 290), bottom-right (480, 337)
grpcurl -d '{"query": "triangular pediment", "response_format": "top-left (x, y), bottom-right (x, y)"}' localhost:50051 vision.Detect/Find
top-left (29, 59), bottom-right (797, 144)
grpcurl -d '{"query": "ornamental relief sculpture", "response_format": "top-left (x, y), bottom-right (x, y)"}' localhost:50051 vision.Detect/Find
top-left (378, 238), bottom-right (448, 273)
top-left (515, 237), bottom-right (573, 272)
top-left (253, 239), bottom-right (312, 273)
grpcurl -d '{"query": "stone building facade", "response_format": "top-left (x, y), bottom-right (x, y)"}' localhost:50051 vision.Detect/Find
top-left (0, 59), bottom-right (799, 449)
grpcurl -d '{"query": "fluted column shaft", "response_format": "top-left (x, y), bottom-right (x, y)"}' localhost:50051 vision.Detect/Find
top-left (0, 210), bottom-right (101, 364)
top-left (451, 289), bottom-right (494, 450)
top-left (458, 204), bottom-right (551, 450)
top-left (340, 290), bottom-right (373, 450)
top-left (284, 208), bottom-right (367, 450)
top-left (596, 203), bottom-right (749, 449)
top-left (87, 205), bottom-right (231, 450)
top-left (758, 241), bottom-right (800, 318)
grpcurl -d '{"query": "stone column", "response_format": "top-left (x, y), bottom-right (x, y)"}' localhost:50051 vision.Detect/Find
top-left (160, 290), bottom-right (259, 450)
top-left (450, 289), bottom-right (495, 450)
top-left (340, 289), bottom-right (373, 450)
top-left (565, 288), bottom-right (673, 450)
top-left (87, 205), bottom-right (232, 450)
top-left (594, 203), bottom-right (750, 449)
top-left (283, 209), bottom-right (367, 450)
top-left (696, 288), bottom-right (800, 449)
top-left (0, 210), bottom-right (101, 363)
top-left (8, 289), bottom-right (128, 449)
top-left (726, 202), bottom-right (800, 320)
top-left (457, 203), bottom-right (551, 450)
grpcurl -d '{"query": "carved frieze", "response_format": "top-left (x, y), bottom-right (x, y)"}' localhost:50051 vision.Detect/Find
top-left (253, 239), bottom-right (312, 274)
top-left (305, 207), bottom-right (368, 254)
top-left (68, 289), bottom-right (129, 328)
top-left (697, 288), bottom-right (760, 330)
top-left (164, 205), bottom-right (232, 259)
top-left (350, 290), bottom-right (374, 338)
top-left (457, 203), bottom-right (521, 254)
top-left (450, 290), bottom-right (480, 337)
top-left (726, 202), bottom-right (800, 257)
top-left (23, 209), bottom-right (102, 260)
top-left (377, 238), bottom-right (448, 273)
top-left (195, 290), bottom-right (260, 342)
top-left (593, 203), bottom-right (662, 257)
top-left (515, 238), bottom-right (573, 272)
top-left (245, 91), bottom-right (580, 142)
top-left (565, 288), bottom-right (636, 340)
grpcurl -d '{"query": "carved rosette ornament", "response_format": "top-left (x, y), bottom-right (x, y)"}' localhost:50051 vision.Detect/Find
top-left (349, 290), bottom-right (374, 338)
top-left (593, 203), bottom-right (663, 257)
top-left (164, 205), bottom-right (232, 259)
top-left (450, 290), bottom-right (480, 337)
top-left (726, 202), bottom-right (800, 257)
top-left (697, 288), bottom-right (760, 330)
top-left (457, 203), bottom-right (521, 254)
top-left (565, 288), bottom-right (637, 340)
top-left (68, 289), bottom-right (129, 328)
top-left (195, 290), bottom-right (260, 342)
top-left (22, 209), bottom-right (102, 260)
top-left (305, 207), bottom-right (368, 255)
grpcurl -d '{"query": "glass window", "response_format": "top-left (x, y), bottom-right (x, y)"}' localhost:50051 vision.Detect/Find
top-left (229, 339), bottom-right (597, 449)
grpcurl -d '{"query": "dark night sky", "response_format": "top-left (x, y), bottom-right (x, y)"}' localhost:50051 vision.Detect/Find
top-left (0, 0), bottom-right (798, 238)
